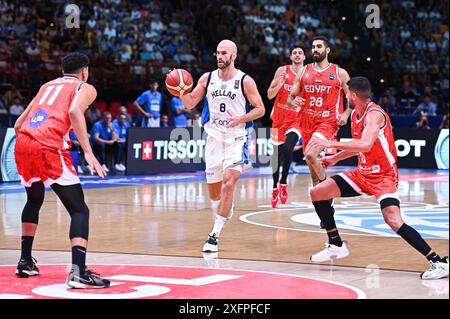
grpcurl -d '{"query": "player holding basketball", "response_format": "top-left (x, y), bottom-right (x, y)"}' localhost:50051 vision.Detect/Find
top-left (267, 46), bottom-right (305, 208)
top-left (308, 77), bottom-right (448, 280)
top-left (14, 52), bottom-right (111, 288)
top-left (177, 39), bottom-right (265, 252)
top-left (287, 36), bottom-right (351, 187)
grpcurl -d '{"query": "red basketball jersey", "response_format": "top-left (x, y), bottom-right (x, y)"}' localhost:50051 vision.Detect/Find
top-left (351, 102), bottom-right (398, 178)
top-left (19, 76), bottom-right (84, 150)
top-left (270, 65), bottom-right (300, 120)
top-left (299, 63), bottom-right (344, 121)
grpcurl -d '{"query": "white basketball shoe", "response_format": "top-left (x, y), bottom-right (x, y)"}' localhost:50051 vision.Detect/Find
top-left (421, 257), bottom-right (449, 280)
top-left (202, 234), bottom-right (219, 253)
top-left (310, 241), bottom-right (349, 262)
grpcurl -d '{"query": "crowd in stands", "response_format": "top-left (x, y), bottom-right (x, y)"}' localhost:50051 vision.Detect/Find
top-left (0, 0), bottom-right (448, 137)
top-left (372, 0), bottom-right (449, 117)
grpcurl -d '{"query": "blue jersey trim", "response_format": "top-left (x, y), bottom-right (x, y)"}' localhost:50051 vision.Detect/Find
top-left (245, 99), bottom-right (253, 129)
top-left (241, 74), bottom-right (254, 129)
top-left (202, 98), bottom-right (210, 126)
top-left (201, 72), bottom-right (213, 126)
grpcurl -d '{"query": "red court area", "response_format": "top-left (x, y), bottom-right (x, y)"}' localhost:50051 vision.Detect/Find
top-left (0, 265), bottom-right (364, 299)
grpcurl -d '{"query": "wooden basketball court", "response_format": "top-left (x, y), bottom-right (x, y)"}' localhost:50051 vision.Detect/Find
top-left (0, 167), bottom-right (448, 299)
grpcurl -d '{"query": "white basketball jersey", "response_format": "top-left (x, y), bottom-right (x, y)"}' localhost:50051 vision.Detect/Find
top-left (202, 69), bottom-right (252, 142)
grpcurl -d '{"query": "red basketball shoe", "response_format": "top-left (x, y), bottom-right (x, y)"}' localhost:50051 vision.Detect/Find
top-left (272, 188), bottom-right (281, 208)
top-left (279, 184), bottom-right (288, 204)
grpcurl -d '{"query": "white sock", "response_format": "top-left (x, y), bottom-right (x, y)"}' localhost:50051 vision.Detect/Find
top-left (210, 215), bottom-right (227, 237)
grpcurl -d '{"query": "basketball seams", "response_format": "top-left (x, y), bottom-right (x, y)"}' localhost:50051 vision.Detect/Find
top-left (177, 69), bottom-right (185, 87)
top-left (165, 68), bottom-right (193, 96)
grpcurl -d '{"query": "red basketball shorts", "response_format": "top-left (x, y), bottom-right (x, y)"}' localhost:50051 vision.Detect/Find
top-left (14, 133), bottom-right (79, 187)
top-left (338, 168), bottom-right (399, 202)
top-left (271, 109), bottom-right (302, 144)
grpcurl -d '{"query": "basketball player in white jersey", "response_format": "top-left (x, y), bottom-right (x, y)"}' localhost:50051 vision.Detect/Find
top-left (180, 39), bottom-right (265, 252)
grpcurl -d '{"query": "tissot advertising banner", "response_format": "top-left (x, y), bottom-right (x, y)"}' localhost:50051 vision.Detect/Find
top-left (1, 127), bottom-right (448, 182)
top-left (126, 127), bottom-right (274, 175)
top-left (126, 127), bottom-right (449, 175)
top-left (336, 127), bottom-right (448, 169)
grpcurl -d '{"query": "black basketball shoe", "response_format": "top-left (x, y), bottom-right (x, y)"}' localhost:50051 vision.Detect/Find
top-left (67, 268), bottom-right (111, 289)
top-left (16, 257), bottom-right (39, 278)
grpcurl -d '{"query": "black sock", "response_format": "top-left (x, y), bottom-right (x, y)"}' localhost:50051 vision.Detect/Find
top-left (396, 224), bottom-right (433, 258)
top-left (20, 236), bottom-right (34, 261)
top-left (72, 245), bottom-right (87, 273)
top-left (327, 230), bottom-right (343, 247)
top-left (312, 200), bottom-right (336, 229)
top-left (426, 252), bottom-right (444, 263)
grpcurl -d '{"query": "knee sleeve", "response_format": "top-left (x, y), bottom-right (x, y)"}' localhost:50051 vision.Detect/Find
top-left (22, 182), bottom-right (45, 224)
top-left (69, 207), bottom-right (90, 240)
top-left (380, 197), bottom-right (400, 209)
top-left (21, 201), bottom-right (42, 224)
top-left (284, 132), bottom-right (299, 153)
top-left (50, 183), bottom-right (90, 240)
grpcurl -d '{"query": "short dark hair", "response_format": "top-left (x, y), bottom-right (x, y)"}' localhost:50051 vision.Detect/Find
top-left (347, 77), bottom-right (372, 97)
top-left (150, 79), bottom-right (158, 85)
top-left (290, 44), bottom-right (306, 55)
top-left (311, 35), bottom-right (330, 48)
top-left (62, 52), bottom-right (89, 74)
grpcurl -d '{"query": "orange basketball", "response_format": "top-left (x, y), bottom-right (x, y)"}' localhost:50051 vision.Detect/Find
top-left (165, 68), bottom-right (193, 97)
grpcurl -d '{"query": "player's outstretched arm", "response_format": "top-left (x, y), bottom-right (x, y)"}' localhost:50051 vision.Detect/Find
top-left (179, 72), bottom-right (209, 109)
top-left (267, 66), bottom-right (285, 100)
top-left (317, 110), bottom-right (385, 153)
top-left (321, 150), bottom-right (359, 168)
top-left (228, 76), bottom-right (265, 128)
top-left (69, 83), bottom-right (106, 177)
top-left (309, 110), bottom-right (385, 153)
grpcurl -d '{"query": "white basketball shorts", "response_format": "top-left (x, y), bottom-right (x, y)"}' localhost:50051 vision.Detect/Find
top-left (205, 135), bottom-right (249, 184)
